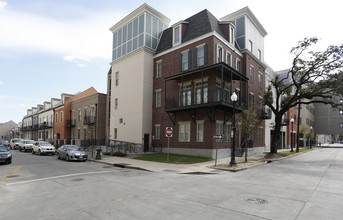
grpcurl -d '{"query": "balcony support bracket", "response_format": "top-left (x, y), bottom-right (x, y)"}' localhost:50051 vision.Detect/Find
top-left (167, 112), bottom-right (176, 126)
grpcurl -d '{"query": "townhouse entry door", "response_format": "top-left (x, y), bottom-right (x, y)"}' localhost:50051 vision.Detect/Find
top-left (144, 134), bottom-right (149, 152)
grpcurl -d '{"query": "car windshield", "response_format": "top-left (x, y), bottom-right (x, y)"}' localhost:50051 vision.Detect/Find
top-left (24, 140), bottom-right (35, 144)
top-left (0, 146), bottom-right (8, 152)
top-left (67, 145), bottom-right (80, 151)
top-left (40, 142), bottom-right (51, 146)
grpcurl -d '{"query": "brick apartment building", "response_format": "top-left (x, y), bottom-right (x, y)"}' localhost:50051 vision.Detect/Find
top-left (108, 4), bottom-right (268, 158)
top-left (151, 7), bottom-right (267, 158)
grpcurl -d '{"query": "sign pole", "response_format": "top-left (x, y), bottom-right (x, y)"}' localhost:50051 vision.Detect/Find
top-left (215, 141), bottom-right (218, 166)
top-left (167, 137), bottom-right (170, 162)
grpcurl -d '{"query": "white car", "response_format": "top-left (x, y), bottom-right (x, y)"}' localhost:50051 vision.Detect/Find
top-left (20, 140), bottom-right (35, 152)
top-left (32, 141), bottom-right (56, 155)
top-left (10, 138), bottom-right (24, 150)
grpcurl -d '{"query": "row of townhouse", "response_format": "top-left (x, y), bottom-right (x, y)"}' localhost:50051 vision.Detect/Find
top-left (21, 87), bottom-right (107, 147)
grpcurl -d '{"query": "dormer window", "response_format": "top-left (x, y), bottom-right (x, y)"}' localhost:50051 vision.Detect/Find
top-left (173, 25), bottom-right (181, 46)
top-left (229, 26), bottom-right (235, 44)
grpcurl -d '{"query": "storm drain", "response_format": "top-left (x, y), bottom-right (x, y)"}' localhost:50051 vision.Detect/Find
top-left (245, 197), bottom-right (268, 205)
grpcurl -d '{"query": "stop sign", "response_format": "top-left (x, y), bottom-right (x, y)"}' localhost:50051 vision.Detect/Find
top-left (165, 127), bottom-right (173, 137)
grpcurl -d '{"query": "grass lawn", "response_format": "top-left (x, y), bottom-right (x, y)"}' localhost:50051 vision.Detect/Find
top-left (132, 153), bottom-right (213, 164)
top-left (279, 147), bottom-right (313, 155)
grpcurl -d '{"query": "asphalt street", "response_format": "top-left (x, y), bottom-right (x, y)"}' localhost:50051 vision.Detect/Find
top-left (0, 148), bottom-right (342, 220)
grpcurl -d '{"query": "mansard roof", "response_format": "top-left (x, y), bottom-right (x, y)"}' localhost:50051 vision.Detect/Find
top-left (156, 9), bottom-right (227, 54)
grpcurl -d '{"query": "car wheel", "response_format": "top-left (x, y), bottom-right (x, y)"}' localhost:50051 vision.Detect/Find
top-left (66, 155), bottom-right (70, 162)
top-left (8, 159), bottom-right (12, 164)
top-left (32, 150), bottom-right (35, 154)
top-left (57, 153), bottom-right (60, 160)
top-left (38, 150), bottom-right (41, 156)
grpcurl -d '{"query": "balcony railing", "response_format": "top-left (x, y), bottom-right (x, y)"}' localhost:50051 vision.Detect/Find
top-left (39, 122), bottom-right (53, 129)
top-left (165, 89), bottom-right (247, 112)
top-left (32, 123), bottom-right (39, 130)
top-left (83, 116), bottom-right (95, 125)
top-left (21, 126), bottom-right (33, 132)
top-left (66, 119), bottom-right (76, 128)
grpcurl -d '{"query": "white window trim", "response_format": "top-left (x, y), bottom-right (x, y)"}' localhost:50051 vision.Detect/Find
top-left (196, 120), bottom-right (204, 142)
top-left (217, 44), bottom-right (224, 63)
top-left (225, 51), bottom-right (232, 66)
top-left (172, 24), bottom-right (182, 47)
top-left (155, 89), bottom-right (162, 108)
top-left (178, 121), bottom-right (191, 142)
top-left (156, 60), bottom-right (162, 78)
top-left (155, 124), bottom-right (161, 140)
top-left (236, 58), bottom-right (241, 71)
top-left (229, 25), bottom-right (235, 45)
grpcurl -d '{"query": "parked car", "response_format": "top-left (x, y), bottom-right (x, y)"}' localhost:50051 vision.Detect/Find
top-left (0, 145), bottom-right (12, 164)
top-left (10, 138), bottom-right (24, 150)
top-left (0, 140), bottom-right (9, 147)
top-left (56, 145), bottom-right (87, 161)
top-left (19, 140), bottom-right (35, 152)
top-left (32, 141), bottom-right (55, 155)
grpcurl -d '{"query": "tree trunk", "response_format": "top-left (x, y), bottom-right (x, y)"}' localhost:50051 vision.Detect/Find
top-left (270, 116), bottom-right (283, 153)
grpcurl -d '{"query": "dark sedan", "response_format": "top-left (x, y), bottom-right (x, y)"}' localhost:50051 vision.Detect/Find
top-left (0, 145), bottom-right (12, 164)
top-left (56, 145), bottom-right (87, 162)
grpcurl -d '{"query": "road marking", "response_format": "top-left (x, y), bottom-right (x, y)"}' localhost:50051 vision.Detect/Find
top-left (2, 166), bottom-right (22, 185)
top-left (5, 170), bottom-right (113, 186)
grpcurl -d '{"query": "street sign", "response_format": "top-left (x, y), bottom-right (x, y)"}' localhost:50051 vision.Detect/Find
top-left (213, 135), bottom-right (223, 140)
top-left (165, 127), bottom-right (173, 137)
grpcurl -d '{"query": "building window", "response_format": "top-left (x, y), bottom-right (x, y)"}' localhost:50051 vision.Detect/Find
top-left (55, 113), bottom-right (58, 123)
top-left (224, 123), bottom-right (231, 142)
top-left (156, 60), bottom-right (162, 78)
top-left (155, 125), bottom-right (161, 140)
top-left (115, 71), bottom-right (119, 86)
top-left (114, 98), bottom-right (118, 109)
top-left (258, 127), bottom-right (263, 142)
top-left (194, 80), bottom-right (208, 104)
top-left (156, 89), bottom-right (161, 108)
top-left (226, 51), bottom-right (232, 67)
top-left (60, 112), bottom-right (63, 123)
top-left (217, 44), bottom-right (223, 63)
top-left (258, 72), bottom-right (263, 88)
top-left (196, 121), bottom-right (204, 142)
top-left (229, 26), bottom-right (235, 44)
top-left (114, 128), bottom-right (117, 139)
top-left (216, 121), bottom-right (223, 142)
top-left (179, 84), bottom-right (192, 106)
top-left (258, 49), bottom-right (261, 60)
top-left (250, 66), bottom-right (254, 83)
top-left (181, 51), bottom-right (189, 71)
top-left (83, 128), bottom-right (87, 140)
top-left (258, 97), bottom-right (263, 113)
top-left (249, 40), bottom-right (253, 52)
top-left (173, 25), bottom-right (181, 46)
top-left (340, 123), bottom-right (343, 128)
top-left (249, 93), bottom-right (255, 109)
top-left (77, 129), bottom-right (80, 139)
top-left (179, 122), bottom-right (190, 142)
top-left (236, 59), bottom-right (241, 72)
top-left (197, 45), bottom-right (205, 66)
top-left (78, 110), bottom-right (81, 121)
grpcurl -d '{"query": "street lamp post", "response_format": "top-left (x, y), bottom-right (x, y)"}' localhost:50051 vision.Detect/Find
top-left (290, 117), bottom-right (294, 152)
top-left (230, 92), bottom-right (238, 166)
top-left (43, 118), bottom-right (47, 141)
top-left (310, 126), bottom-right (313, 148)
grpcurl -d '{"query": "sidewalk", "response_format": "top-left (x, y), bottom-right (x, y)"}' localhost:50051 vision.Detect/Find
top-left (88, 154), bottom-right (266, 174)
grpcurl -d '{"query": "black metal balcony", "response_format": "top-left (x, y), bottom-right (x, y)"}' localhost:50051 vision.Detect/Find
top-left (83, 116), bottom-right (95, 125)
top-left (39, 122), bottom-right (53, 129)
top-left (66, 119), bottom-right (76, 127)
top-left (32, 123), bottom-right (39, 130)
top-left (164, 62), bottom-right (249, 113)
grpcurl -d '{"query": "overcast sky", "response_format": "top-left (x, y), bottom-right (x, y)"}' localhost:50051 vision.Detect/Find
top-left (1, 0), bottom-right (342, 123)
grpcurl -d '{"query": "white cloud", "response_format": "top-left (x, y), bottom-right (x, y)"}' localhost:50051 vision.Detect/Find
top-left (0, 1), bottom-right (7, 11)
top-left (0, 6), bottom-right (117, 61)
top-left (78, 63), bottom-right (85, 68)
top-left (63, 55), bottom-right (75, 61)
top-left (0, 80), bottom-right (3, 86)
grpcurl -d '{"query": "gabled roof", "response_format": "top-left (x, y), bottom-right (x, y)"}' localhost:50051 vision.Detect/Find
top-left (156, 9), bottom-right (227, 54)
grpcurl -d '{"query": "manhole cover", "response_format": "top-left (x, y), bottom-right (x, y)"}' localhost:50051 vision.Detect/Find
top-left (245, 198), bottom-right (268, 205)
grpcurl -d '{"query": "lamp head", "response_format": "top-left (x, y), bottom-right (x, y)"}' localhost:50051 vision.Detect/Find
top-left (231, 92), bottom-right (238, 102)
top-left (290, 118), bottom-right (294, 123)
